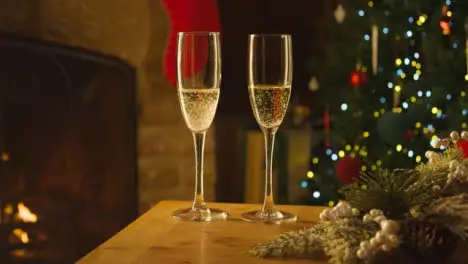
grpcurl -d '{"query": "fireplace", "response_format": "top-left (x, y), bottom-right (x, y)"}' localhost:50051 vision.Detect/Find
top-left (0, 33), bottom-right (138, 263)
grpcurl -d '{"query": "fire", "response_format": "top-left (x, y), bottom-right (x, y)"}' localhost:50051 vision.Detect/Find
top-left (16, 203), bottom-right (38, 223)
top-left (12, 228), bottom-right (30, 244)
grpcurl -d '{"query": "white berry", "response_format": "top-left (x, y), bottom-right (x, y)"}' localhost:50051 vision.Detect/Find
top-left (370, 237), bottom-right (380, 247)
top-left (425, 151), bottom-right (434, 159)
top-left (363, 214), bottom-right (373, 223)
top-left (374, 215), bottom-right (387, 224)
top-left (387, 234), bottom-right (400, 245)
top-left (431, 139), bottom-right (441, 148)
top-left (370, 209), bottom-right (383, 217)
top-left (450, 131), bottom-right (460, 140)
top-left (357, 249), bottom-right (369, 259)
top-left (448, 172), bottom-right (455, 179)
top-left (449, 160), bottom-right (459, 171)
top-left (461, 131), bottom-right (468, 139)
top-left (352, 208), bottom-right (360, 216)
top-left (319, 209), bottom-right (330, 221)
top-left (380, 220), bottom-right (400, 234)
top-left (339, 201), bottom-right (352, 210)
top-left (374, 231), bottom-right (386, 244)
top-left (381, 244), bottom-right (393, 252)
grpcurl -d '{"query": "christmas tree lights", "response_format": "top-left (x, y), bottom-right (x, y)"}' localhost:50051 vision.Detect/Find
top-left (302, 0), bottom-right (468, 205)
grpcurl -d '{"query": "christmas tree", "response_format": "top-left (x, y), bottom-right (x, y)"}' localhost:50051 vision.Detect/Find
top-left (301, 0), bottom-right (468, 205)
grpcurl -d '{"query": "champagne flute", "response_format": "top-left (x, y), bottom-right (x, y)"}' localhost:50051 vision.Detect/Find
top-left (172, 32), bottom-right (227, 221)
top-left (241, 34), bottom-right (296, 223)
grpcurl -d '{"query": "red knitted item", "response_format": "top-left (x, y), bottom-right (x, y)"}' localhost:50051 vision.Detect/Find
top-left (161, 0), bottom-right (221, 87)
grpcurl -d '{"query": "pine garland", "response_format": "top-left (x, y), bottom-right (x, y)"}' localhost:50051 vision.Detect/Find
top-left (248, 131), bottom-right (468, 264)
top-left (249, 219), bottom-right (377, 264)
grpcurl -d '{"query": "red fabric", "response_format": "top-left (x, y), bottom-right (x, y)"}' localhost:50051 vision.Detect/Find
top-left (161, 0), bottom-right (221, 87)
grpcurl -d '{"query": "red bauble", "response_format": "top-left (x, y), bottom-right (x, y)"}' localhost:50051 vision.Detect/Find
top-left (350, 71), bottom-right (367, 87)
top-left (336, 156), bottom-right (363, 185)
top-left (456, 140), bottom-right (468, 158)
top-left (405, 129), bottom-right (414, 140)
top-left (161, 0), bottom-right (221, 87)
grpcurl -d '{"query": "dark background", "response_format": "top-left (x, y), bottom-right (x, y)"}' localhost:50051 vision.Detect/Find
top-left (215, 0), bottom-right (328, 202)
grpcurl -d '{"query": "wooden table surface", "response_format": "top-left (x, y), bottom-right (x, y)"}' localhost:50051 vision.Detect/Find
top-left (77, 201), bottom-right (327, 264)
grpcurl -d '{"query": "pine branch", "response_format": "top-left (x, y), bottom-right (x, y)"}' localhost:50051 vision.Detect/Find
top-left (416, 147), bottom-right (464, 176)
top-left (422, 194), bottom-right (468, 240)
top-left (249, 219), bottom-right (378, 264)
top-left (340, 169), bottom-right (443, 219)
top-left (248, 225), bottom-right (327, 258)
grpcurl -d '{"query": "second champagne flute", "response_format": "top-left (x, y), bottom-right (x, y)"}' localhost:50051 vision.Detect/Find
top-left (241, 34), bottom-right (297, 223)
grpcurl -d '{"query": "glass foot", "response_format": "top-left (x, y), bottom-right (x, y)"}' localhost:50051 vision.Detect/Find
top-left (172, 207), bottom-right (228, 222)
top-left (241, 209), bottom-right (297, 223)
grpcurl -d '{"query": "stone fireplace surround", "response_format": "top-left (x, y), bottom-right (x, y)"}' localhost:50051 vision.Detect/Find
top-left (0, 0), bottom-right (217, 213)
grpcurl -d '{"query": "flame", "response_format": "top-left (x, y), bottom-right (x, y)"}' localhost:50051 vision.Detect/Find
top-left (16, 203), bottom-right (38, 223)
top-left (12, 228), bottom-right (30, 244)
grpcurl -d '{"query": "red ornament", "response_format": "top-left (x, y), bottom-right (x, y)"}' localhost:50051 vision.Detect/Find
top-left (323, 110), bottom-right (331, 147)
top-left (350, 72), bottom-right (361, 87)
top-left (336, 156), bottom-right (363, 185)
top-left (161, 0), bottom-right (221, 87)
top-left (405, 129), bottom-right (414, 140)
top-left (456, 140), bottom-right (468, 158)
top-left (350, 71), bottom-right (367, 87)
top-left (439, 20), bottom-right (451, 35)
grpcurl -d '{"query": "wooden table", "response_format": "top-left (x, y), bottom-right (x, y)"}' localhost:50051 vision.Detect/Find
top-left (77, 201), bottom-right (326, 264)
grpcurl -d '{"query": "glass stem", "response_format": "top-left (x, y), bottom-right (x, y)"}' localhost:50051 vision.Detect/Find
top-left (262, 127), bottom-right (278, 214)
top-left (192, 131), bottom-right (207, 210)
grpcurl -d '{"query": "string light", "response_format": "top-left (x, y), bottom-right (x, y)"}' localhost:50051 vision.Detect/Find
top-left (331, 154), bottom-right (338, 161)
top-left (304, 2), bottom-right (465, 202)
top-left (341, 103), bottom-right (349, 111)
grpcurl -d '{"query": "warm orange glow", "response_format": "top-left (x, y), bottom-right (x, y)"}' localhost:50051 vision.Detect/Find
top-left (12, 228), bottom-right (30, 244)
top-left (16, 203), bottom-right (38, 223)
top-left (0, 152), bottom-right (9, 161)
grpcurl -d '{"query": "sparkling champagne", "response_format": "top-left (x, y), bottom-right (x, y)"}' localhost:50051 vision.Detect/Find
top-left (178, 88), bottom-right (220, 132)
top-left (249, 85), bottom-right (291, 128)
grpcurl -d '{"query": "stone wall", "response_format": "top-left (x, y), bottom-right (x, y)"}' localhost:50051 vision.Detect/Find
top-left (0, 0), bottom-right (216, 213)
